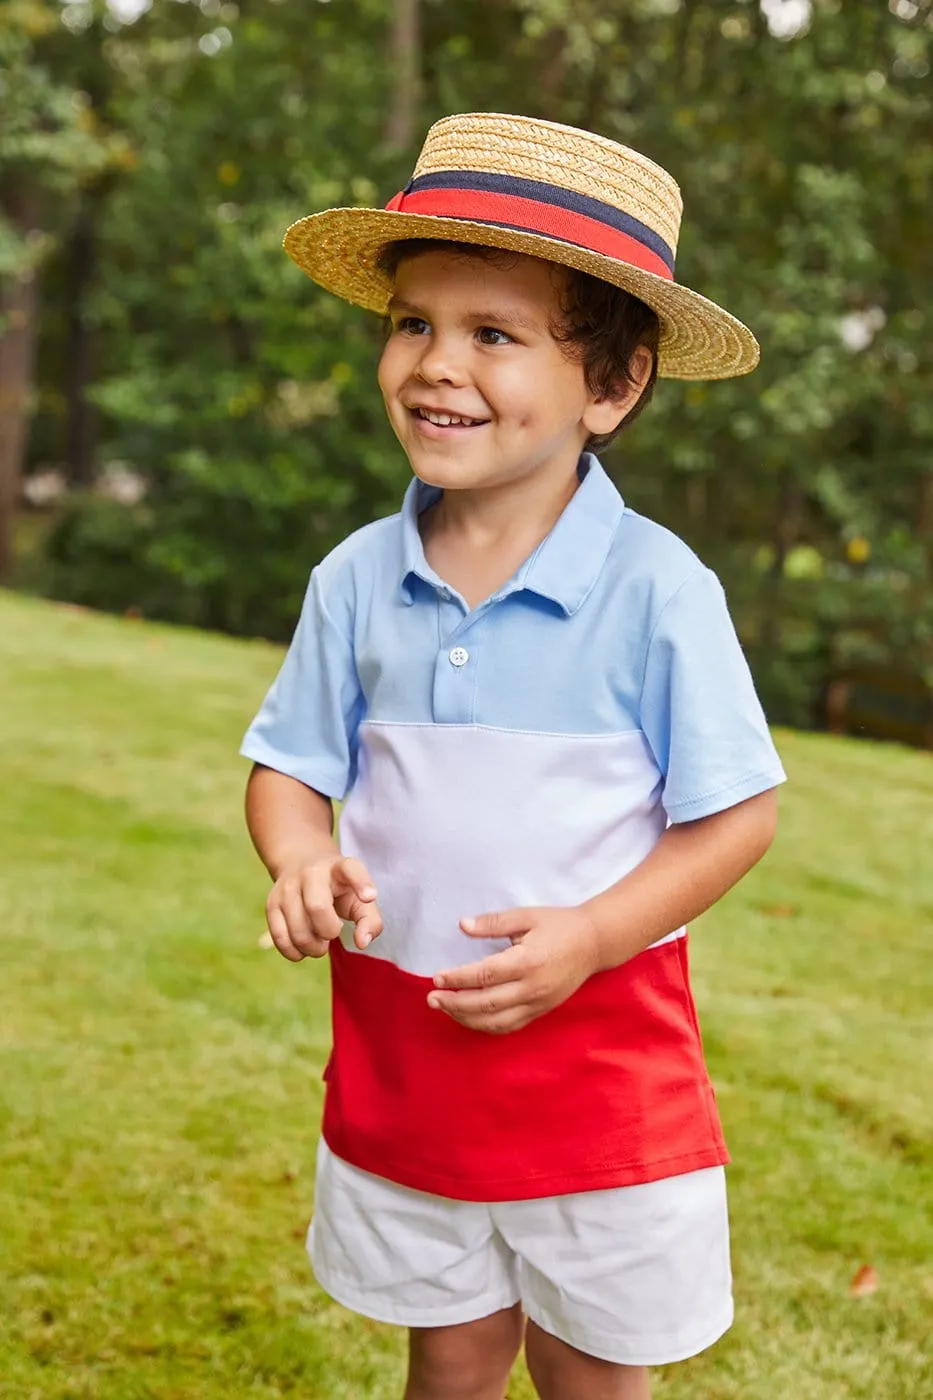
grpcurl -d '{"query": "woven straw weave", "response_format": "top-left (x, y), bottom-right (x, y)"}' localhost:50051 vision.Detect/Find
top-left (283, 113), bottom-right (758, 381)
top-left (418, 114), bottom-right (683, 256)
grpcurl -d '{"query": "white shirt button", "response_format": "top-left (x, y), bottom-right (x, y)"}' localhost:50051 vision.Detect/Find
top-left (449, 646), bottom-right (470, 667)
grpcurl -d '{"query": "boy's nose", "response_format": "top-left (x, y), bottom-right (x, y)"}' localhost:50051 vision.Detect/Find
top-left (414, 334), bottom-right (469, 387)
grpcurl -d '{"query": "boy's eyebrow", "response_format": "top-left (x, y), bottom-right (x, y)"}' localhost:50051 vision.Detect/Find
top-left (386, 295), bottom-right (544, 332)
top-left (467, 307), bottom-right (544, 332)
top-left (386, 296), bottom-right (425, 319)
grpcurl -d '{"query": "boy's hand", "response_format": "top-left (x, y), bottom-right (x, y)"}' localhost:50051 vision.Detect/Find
top-left (265, 856), bottom-right (383, 962)
top-left (427, 907), bottom-right (602, 1034)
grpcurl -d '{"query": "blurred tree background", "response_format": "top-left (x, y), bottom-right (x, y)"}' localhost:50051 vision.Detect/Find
top-left (1, 0), bottom-right (931, 726)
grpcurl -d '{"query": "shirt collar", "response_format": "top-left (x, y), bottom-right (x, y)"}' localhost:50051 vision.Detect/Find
top-left (399, 453), bottom-right (625, 615)
top-left (399, 479), bottom-right (446, 603)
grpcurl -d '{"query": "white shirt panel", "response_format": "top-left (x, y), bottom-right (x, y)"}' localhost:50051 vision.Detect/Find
top-left (338, 721), bottom-right (677, 977)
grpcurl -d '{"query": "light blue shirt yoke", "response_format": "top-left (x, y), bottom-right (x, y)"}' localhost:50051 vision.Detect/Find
top-left (241, 454), bottom-right (786, 820)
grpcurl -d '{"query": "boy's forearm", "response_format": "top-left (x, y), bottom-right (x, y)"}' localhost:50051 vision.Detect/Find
top-left (581, 788), bottom-right (779, 972)
top-left (245, 763), bottom-right (340, 880)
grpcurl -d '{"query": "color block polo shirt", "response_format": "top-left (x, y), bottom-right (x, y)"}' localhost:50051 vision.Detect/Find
top-left (241, 453), bottom-right (786, 1202)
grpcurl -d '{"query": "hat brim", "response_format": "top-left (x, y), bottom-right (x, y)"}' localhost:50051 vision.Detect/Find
top-left (283, 207), bottom-right (759, 381)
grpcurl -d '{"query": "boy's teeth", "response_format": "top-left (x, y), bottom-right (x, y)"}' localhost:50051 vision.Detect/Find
top-left (419, 409), bottom-right (480, 427)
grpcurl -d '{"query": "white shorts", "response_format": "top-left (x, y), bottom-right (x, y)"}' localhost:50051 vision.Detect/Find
top-left (308, 1138), bottom-right (733, 1367)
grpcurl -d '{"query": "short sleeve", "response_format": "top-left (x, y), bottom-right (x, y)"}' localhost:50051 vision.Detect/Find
top-left (239, 568), bottom-right (364, 800)
top-left (639, 566), bottom-right (786, 822)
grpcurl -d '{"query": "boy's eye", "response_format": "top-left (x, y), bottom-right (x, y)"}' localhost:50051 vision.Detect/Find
top-left (397, 316), bottom-right (430, 336)
top-left (476, 326), bottom-right (512, 346)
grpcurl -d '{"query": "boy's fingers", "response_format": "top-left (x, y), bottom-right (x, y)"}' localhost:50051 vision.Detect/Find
top-left (266, 904), bottom-right (308, 962)
top-left (430, 996), bottom-right (532, 1035)
top-left (432, 944), bottom-right (526, 991)
top-left (428, 982), bottom-right (527, 1017)
top-left (460, 908), bottom-right (531, 940)
top-left (299, 868), bottom-right (343, 942)
top-left (335, 888), bottom-right (385, 948)
top-left (278, 882), bottom-right (319, 948)
top-left (335, 857), bottom-right (378, 903)
top-left (351, 902), bottom-right (385, 950)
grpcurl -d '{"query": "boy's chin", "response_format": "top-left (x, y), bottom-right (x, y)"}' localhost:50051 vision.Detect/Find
top-left (409, 461), bottom-right (503, 494)
top-left (405, 448), bottom-right (487, 491)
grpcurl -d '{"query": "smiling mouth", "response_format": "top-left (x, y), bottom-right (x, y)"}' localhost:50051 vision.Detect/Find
top-left (411, 407), bottom-right (490, 428)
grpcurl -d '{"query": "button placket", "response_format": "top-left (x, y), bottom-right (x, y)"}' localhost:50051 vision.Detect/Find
top-left (432, 617), bottom-right (480, 724)
top-left (435, 588), bottom-right (464, 650)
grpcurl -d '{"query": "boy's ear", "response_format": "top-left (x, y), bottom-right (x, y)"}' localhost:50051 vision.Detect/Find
top-left (583, 345), bottom-right (654, 437)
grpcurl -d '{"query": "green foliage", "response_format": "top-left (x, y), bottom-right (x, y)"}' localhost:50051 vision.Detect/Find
top-left (11, 0), bottom-right (933, 721)
top-left (0, 2), bottom-right (119, 273)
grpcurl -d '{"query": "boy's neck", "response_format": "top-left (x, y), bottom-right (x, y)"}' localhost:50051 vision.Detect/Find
top-left (419, 452), bottom-right (585, 610)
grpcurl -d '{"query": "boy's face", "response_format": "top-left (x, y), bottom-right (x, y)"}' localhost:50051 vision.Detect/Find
top-left (378, 248), bottom-right (633, 495)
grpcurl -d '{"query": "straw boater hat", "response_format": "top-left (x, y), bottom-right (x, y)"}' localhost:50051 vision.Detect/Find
top-left (283, 112), bottom-right (759, 381)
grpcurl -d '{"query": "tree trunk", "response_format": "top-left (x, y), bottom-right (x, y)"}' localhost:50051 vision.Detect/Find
top-left (919, 469), bottom-right (933, 573)
top-left (63, 192), bottom-right (101, 489)
top-left (0, 189), bottom-right (41, 585)
top-left (387, 0), bottom-right (421, 151)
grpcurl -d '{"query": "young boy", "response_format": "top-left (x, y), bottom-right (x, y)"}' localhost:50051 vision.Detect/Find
top-left (241, 113), bottom-right (786, 1400)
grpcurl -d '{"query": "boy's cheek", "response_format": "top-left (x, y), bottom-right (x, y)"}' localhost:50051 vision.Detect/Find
top-left (375, 344), bottom-right (399, 400)
top-left (377, 334), bottom-right (413, 383)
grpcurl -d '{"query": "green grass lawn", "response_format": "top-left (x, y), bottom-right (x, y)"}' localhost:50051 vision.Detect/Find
top-left (1, 588), bottom-right (931, 1400)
